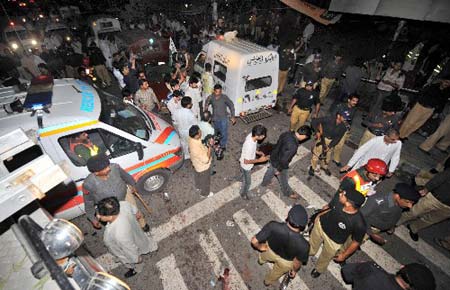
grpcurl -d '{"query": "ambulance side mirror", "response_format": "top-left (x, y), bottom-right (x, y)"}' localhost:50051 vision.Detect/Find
top-left (135, 142), bottom-right (144, 160)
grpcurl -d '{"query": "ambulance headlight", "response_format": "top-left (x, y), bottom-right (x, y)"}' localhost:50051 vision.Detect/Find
top-left (40, 219), bottom-right (84, 259)
top-left (31, 39), bottom-right (37, 46)
top-left (11, 43), bottom-right (19, 50)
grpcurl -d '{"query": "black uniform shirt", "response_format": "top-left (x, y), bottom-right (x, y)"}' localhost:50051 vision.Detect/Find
top-left (367, 111), bottom-right (400, 136)
top-left (311, 116), bottom-right (347, 147)
top-left (426, 169), bottom-right (450, 206)
top-left (320, 203), bottom-right (367, 244)
top-left (301, 62), bottom-right (321, 83)
top-left (294, 88), bottom-right (319, 110)
top-left (360, 191), bottom-right (402, 233)
top-left (255, 221), bottom-right (309, 263)
top-left (322, 60), bottom-right (344, 79)
top-left (279, 49), bottom-right (295, 71)
top-left (332, 103), bottom-right (357, 126)
top-left (342, 262), bottom-right (403, 290)
top-left (417, 83), bottom-right (449, 111)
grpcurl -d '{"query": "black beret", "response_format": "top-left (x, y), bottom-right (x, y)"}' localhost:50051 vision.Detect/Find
top-left (288, 204), bottom-right (308, 228)
top-left (87, 154), bottom-right (110, 173)
top-left (393, 183), bottom-right (420, 203)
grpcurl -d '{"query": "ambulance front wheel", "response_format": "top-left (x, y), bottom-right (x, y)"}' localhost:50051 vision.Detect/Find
top-left (137, 169), bottom-right (170, 194)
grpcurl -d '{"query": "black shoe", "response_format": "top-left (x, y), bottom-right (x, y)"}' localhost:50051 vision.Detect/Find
top-left (332, 160), bottom-right (342, 167)
top-left (308, 166), bottom-right (315, 176)
top-left (211, 170), bottom-right (217, 176)
top-left (142, 224), bottom-right (150, 233)
top-left (124, 269), bottom-right (137, 278)
top-left (322, 168), bottom-right (331, 176)
top-left (407, 224), bottom-right (419, 242)
top-left (311, 268), bottom-right (321, 278)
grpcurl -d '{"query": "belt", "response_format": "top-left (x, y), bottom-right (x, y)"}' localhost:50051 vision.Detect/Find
top-left (297, 106), bottom-right (311, 111)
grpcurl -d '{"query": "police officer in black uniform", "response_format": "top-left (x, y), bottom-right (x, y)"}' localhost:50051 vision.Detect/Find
top-left (251, 205), bottom-right (310, 286)
top-left (342, 261), bottom-right (436, 290)
top-left (288, 79), bottom-right (321, 132)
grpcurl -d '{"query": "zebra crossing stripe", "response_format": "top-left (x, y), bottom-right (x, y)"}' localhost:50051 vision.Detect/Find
top-left (151, 147), bottom-right (310, 243)
top-left (233, 209), bottom-right (310, 290)
top-left (289, 178), bottom-right (401, 272)
top-left (156, 254), bottom-right (190, 290)
top-left (297, 145), bottom-right (450, 276)
top-left (199, 229), bottom-right (249, 290)
top-left (261, 190), bottom-right (351, 289)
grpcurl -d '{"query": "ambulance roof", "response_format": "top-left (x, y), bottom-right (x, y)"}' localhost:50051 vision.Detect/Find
top-left (0, 79), bottom-right (101, 136)
top-left (209, 39), bottom-right (273, 56)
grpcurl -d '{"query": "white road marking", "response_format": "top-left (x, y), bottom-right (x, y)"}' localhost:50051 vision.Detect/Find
top-left (261, 190), bottom-right (351, 289)
top-left (156, 254), bottom-right (189, 290)
top-left (233, 209), bottom-right (310, 290)
top-left (296, 146), bottom-right (450, 276)
top-left (199, 229), bottom-right (249, 290)
top-left (289, 177), bottom-right (401, 273)
top-left (232, 209), bottom-right (261, 241)
top-left (151, 148), bottom-right (309, 243)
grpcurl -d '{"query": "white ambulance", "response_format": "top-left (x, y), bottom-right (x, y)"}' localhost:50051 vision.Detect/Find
top-left (0, 79), bottom-right (183, 220)
top-left (194, 38), bottom-right (279, 116)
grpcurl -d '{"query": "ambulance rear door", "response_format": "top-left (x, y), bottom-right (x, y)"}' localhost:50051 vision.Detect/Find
top-left (237, 51), bottom-right (279, 115)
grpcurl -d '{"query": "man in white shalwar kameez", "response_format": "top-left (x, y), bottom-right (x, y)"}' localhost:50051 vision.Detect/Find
top-left (97, 197), bottom-right (157, 278)
top-left (99, 38), bottom-right (113, 69)
top-left (184, 77), bottom-right (202, 120)
top-left (167, 90), bottom-right (183, 123)
top-left (341, 128), bottom-right (402, 178)
top-left (173, 96), bottom-right (198, 159)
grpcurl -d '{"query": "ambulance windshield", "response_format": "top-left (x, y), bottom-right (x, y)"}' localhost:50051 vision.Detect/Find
top-left (99, 94), bottom-right (151, 141)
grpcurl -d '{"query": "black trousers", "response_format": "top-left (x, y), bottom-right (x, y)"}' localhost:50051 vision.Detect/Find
top-left (195, 166), bottom-right (211, 196)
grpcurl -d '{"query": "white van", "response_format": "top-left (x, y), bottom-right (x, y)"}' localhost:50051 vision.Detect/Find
top-left (194, 39), bottom-right (279, 116)
top-left (0, 79), bottom-right (183, 220)
top-left (90, 17), bottom-right (122, 46)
